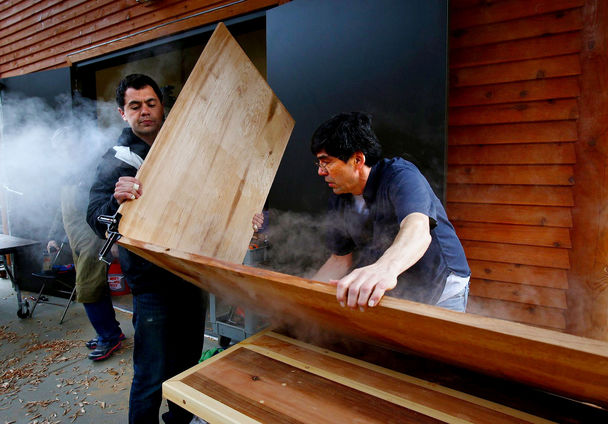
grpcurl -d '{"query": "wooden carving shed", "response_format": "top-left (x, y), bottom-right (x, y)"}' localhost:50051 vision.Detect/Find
top-left (111, 21), bottom-right (608, 424)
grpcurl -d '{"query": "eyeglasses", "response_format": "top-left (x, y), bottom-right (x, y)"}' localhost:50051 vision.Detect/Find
top-left (314, 158), bottom-right (331, 172)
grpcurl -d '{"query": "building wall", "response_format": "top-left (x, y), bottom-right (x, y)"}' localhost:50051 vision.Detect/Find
top-left (0, 0), bottom-right (283, 78)
top-left (447, 0), bottom-right (590, 332)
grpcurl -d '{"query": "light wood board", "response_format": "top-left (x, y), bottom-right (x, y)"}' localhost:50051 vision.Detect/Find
top-left (121, 236), bottom-right (608, 408)
top-left (117, 22), bottom-right (294, 264)
top-left (164, 330), bottom-right (560, 424)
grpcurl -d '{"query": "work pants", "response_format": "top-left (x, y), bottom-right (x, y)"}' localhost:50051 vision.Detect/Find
top-left (129, 284), bottom-right (206, 424)
top-left (83, 294), bottom-right (122, 343)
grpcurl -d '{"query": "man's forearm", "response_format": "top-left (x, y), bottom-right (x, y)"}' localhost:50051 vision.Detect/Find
top-left (375, 212), bottom-right (431, 276)
top-left (313, 253), bottom-right (353, 282)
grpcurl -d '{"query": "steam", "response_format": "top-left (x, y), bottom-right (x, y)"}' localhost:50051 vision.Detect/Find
top-left (0, 92), bottom-right (122, 241)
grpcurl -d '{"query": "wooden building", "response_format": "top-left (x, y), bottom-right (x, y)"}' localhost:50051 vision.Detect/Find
top-left (0, 0), bottom-right (606, 341)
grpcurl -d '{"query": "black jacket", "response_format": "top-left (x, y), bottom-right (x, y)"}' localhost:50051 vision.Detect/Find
top-left (87, 128), bottom-right (188, 295)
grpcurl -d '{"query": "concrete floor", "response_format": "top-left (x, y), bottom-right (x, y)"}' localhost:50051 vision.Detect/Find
top-left (0, 276), bottom-right (219, 424)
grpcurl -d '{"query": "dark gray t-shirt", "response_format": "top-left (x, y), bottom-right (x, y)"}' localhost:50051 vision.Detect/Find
top-left (326, 158), bottom-right (470, 304)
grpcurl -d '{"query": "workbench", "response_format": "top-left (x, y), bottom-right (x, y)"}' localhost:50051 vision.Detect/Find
top-left (164, 329), bottom-right (608, 423)
top-left (0, 233), bottom-right (40, 317)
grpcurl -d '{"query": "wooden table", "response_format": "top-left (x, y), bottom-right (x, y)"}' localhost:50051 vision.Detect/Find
top-left (164, 330), bottom-right (608, 423)
top-left (0, 233), bottom-right (40, 317)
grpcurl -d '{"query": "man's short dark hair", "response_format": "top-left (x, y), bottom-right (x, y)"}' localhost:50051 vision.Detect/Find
top-left (115, 74), bottom-right (163, 109)
top-left (311, 112), bottom-right (382, 166)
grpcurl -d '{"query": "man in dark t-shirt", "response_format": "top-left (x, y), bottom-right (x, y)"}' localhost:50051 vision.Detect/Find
top-left (310, 112), bottom-right (470, 312)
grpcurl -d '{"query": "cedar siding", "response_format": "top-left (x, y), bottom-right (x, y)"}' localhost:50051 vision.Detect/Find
top-left (448, 0), bottom-right (605, 335)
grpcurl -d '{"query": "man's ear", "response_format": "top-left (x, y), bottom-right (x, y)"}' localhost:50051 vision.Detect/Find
top-left (118, 107), bottom-right (127, 121)
top-left (353, 151), bottom-right (366, 168)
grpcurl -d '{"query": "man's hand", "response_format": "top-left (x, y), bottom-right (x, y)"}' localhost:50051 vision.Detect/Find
top-left (114, 176), bottom-right (142, 204)
top-left (47, 240), bottom-right (59, 254)
top-left (330, 263), bottom-right (398, 310)
top-left (252, 212), bottom-right (264, 232)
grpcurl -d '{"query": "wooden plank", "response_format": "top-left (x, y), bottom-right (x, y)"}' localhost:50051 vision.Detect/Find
top-left (461, 240), bottom-right (570, 269)
top-left (450, 0), bottom-right (585, 30)
top-left (470, 279), bottom-right (568, 309)
top-left (468, 259), bottom-right (569, 289)
top-left (244, 334), bottom-right (560, 424)
top-left (468, 296), bottom-right (566, 330)
top-left (117, 23), bottom-right (294, 263)
top-left (566, 0), bottom-right (608, 340)
top-left (447, 185), bottom-right (574, 207)
top-left (451, 54), bottom-right (581, 88)
top-left (450, 8), bottom-right (584, 49)
top-left (118, 237), bottom-right (608, 406)
top-left (182, 348), bottom-right (444, 424)
top-left (450, 32), bottom-right (582, 69)
top-left (449, 77), bottom-right (580, 107)
top-left (446, 203), bottom-right (573, 227)
top-left (449, 99), bottom-right (579, 126)
top-left (447, 165), bottom-right (575, 185)
top-left (454, 222), bottom-right (572, 248)
top-left (448, 143), bottom-right (576, 165)
top-left (0, 0), bottom-right (60, 23)
top-left (448, 121), bottom-right (578, 145)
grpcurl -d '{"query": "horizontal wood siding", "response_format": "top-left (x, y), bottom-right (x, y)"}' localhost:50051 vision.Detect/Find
top-left (448, 0), bottom-right (584, 330)
top-left (0, 0), bottom-right (284, 77)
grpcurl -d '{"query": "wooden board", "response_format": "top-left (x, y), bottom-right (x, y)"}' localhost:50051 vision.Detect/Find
top-left (164, 330), bottom-right (573, 424)
top-left (119, 236), bottom-right (608, 407)
top-left (117, 22), bottom-right (294, 264)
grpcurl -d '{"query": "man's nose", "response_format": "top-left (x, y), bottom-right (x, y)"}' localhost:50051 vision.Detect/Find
top-left (318, 167), bottom-right (328, 176)
top-left (141, 105), bottom-right (151, 115)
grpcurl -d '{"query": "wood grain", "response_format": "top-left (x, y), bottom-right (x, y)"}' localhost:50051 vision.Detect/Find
top-left (120, 237), bottom-right (608, 406)
top-left (448, 144), bottom-right (576, 165)
top-left (447, 165), bottom-right (575, 186)
top-left (453, 222), bottom-right (572, 248)
top-left (468, 259), bottom-right (569, 289)
top-left (451, 54), bottom-right (581, 88)
top-left (117, 22), bottom-right (294, 264)
top-left (447, 203), bottom-right (573, 227)
top-left (165, 332), bottom-right (560, 423)
top-left (448, 121), bottom-right (578, 145)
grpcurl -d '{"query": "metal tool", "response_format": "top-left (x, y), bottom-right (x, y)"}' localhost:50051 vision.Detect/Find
top-left (97, 212), bottom-right (122, 264)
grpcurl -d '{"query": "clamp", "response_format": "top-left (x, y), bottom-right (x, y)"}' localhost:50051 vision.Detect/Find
top-left (97, 212), bottom-right (122, 265)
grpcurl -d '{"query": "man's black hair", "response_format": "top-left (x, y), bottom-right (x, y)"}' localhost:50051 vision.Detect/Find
top-left (311, 112), bottom-right (382, 166)
top-left (115, 74), bottom-right (163, 109)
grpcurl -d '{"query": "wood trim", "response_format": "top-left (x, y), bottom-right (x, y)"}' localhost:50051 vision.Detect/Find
top-left (450, 0), bottom-right (585, 30)
top-left (468, 259), bottom-right (569, 289)
top-left (447, 165), bottom-right (575, 185)
top-left (451, 54), bottom-right (582, 88)
top-left (450, 8), bottom-right (584, 49)
top-left (566, 0), bottom-right (608, 340)
top-left (470, 279), bottom-right (568, 309)
top-left (467, 296), bottom-right (567, 329)
top-left (450, 32), bottom-right (582, 69)
top-left (461, 240), bottom-right (570, 269)
top-left (448, 143), bottom-right (576, 165)
top-left (447, 203), bottom-right (573, 227)
top-left (449, 77), bottom-right (580, 107)
top-left (448, 121), bottom-right (578, 145)
top-left (454, 222), bottom-right (572, 248)
top-left (449, 99), bottom-right (579, 126)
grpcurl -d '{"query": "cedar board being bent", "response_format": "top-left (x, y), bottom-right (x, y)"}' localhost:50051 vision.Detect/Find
top-left (121, 236), bottom-right (608, 408)
top-left (117, 22), bottom-right (294, 264)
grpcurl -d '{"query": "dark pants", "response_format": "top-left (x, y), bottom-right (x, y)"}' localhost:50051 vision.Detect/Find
top-left (83, 294), bottom-right (122, 343)
top-left (128, 285), bottom-right (206, 424)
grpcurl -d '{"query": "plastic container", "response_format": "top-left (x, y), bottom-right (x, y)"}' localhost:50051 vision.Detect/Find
top-left (108, 259), bottom-right (130, 296)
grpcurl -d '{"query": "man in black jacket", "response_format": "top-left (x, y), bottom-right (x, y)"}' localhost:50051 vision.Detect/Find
top-left (87, 74), bottom-right (205, 424)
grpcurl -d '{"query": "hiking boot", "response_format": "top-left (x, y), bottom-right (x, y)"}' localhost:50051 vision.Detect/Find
top-left (88, 339), bottom-right (122, 361)
top-left (86, 332), bottom-right (125, 349)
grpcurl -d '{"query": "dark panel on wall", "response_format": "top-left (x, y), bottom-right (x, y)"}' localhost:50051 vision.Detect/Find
top-left (267, 0), bottom-right (448, 213)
